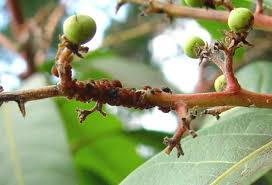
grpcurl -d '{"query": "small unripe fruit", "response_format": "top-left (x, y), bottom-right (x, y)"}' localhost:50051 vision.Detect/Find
top-left (184, 0), bottom-right (204, 7)
top-left (183, 36), bottom-right (205, 59)
top-left (228, 8), bottom-right (254, 33)
top-left (214, 75), bottom-right (227, 92)
top-left (63, 14), bottom-right (96, 45)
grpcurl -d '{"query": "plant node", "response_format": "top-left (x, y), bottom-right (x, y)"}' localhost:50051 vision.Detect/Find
top-left (76, 102), bottom-right (106, 123)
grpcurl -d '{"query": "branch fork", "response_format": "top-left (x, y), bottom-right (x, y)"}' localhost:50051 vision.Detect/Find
top-left (164, 103), bottom-right (198, 157)
top-left (76, 102), bottom-right (107, 123)
top-left (1, 0), bottom-right (272, 158)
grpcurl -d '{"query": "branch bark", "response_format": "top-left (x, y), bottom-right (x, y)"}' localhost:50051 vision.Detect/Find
top-left (117, 0), bottom-right (272, 31)
top-left (255, 0), bottom-right (263, 14)
top-left (2, 84), bottom-right (272, 116)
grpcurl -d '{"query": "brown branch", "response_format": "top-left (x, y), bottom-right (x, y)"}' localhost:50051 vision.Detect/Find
top-left (145, 89), bottom-right (272, 109)
top-left (34, 4), bottom-right (65, 65)
top-left (255, 0), bottom-right (263, 14)
top-left (0, 85), bottom-right (60, 116)
top-left (223, 50), bottom-right (240, 91)
top-left (202, 105), bottom-right (234, 119)
top-left (0, 85), bottom-right (60, 102)
top-left (214, 0), bottom-right (233, 11)
top-left (164, 103), bottom-right (187, 157)
top-left (116, 0), bottom-right (272, 31)
top-left (6, 0), bottom-right (36, 79)
top-left (2, 83), bottom-right (272, 117)
top-left (6, 0), bottom-right (24, 40)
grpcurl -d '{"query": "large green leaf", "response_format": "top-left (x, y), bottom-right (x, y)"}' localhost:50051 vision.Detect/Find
top-left (254, 171), bottom-right (272, 185)
top-left (74, 51), bottom-right (178, 90)
top-left (125, 129), bottom-right (171, 152)
top-left (237, 61), bottom-right (272, 183)
top-left (120, 61), bottom-right (272, 185)
top-left (121, 108), bottom-right (272, 185)
top-left (0, 75), bottom-right (78, 185)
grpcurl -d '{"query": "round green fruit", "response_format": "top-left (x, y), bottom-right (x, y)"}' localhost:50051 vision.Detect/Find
top-left (63, 14), bottom-right (96, 45)
top-left (214, 75), bottom-right (227, 92)
top-left (228, 8), bottom-right (254, 33)
top-left (183, 36), bottom-right (205, 59)
top-left (184, 0), bottom-right (204, 7)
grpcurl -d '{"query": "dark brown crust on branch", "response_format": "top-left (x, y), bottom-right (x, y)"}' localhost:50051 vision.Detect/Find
top-left (65, 79), bottom-right (157, 110)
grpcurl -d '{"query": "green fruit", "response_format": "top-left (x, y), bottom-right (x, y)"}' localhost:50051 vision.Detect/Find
top-left (214, 75), bottom-right (227, 92)
top-left (63, 14), bottom-right (96, 45)
top-left (183, 36), bottom-right (205, 59)
top-left (228, 8), bottom-right (254, 33)
top-left (184, 0), bottom-right (204, 7)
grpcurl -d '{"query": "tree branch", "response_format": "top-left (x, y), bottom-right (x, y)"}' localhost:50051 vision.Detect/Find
top-left (6, 0), bottom-right (24, 40)
top-left (0, 85), bottom-right (60, 102)
top-left (116, 0), bottom-right (272, 31)
top-left (2, 83), bottom-right (272, 117)
top-left (255, 0), bottom-right (263, 14)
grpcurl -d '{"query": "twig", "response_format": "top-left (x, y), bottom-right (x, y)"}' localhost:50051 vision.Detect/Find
top-left (214, 0), bottom-right (233, 11)
top-left (76, 103), bottom-right (107, 123)
top-left (116, 0), bottom-right (272, 31)
top-left (0, 85), bottom-right (60, 116)
top-left (6, 0), bottom-right (36, 79)
top-left (202, 105), bottom-right (234, 119)
top-left (34, 4), bottom-right (65, 65)
top-left (164, 103), bottom-right (187, 157)
top-left (2, 83), bottom-right (272, 117)
top-left (256, 0), bottom-right (263, 14)
top-left (223, 50), bottom-right (240, 91)
top-left (6, 0), bottom-right (24, 40)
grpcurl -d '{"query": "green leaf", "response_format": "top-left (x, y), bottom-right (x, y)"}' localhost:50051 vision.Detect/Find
top-left (125, 129), bottom-right (171, 151)
top-left (0, 75), bottom-right (78, 185)
top-left (253, 171), bottom-right (272, 185)
top-left (198, 20), bottom-right (228, 39)
top-left (77, 168), bottom-right (114, 185)
top-left (121, 107), bottom-right (272, 185)
top-left (74, 51), bottom-right (178, 90)
top-left (236, 61), bottom-right (272, 93)
top-left (231, 0), bottom-right (253, 8)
